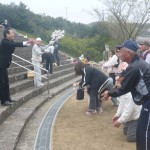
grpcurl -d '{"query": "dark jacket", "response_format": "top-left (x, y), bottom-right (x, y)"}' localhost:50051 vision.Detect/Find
top-left (0, 38), bottom-right (24, 68)
top-left (2, 23), bottom-right (10, 30)
top-left (79, 66), bottom-right (108, 90)
top-left (108, 55), bottom-right (150, 105)
top-left (54, 44), bottom-right (59, 54)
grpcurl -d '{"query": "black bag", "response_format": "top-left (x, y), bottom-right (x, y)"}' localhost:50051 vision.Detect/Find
top-left (76, 87), bottom-right (84, 100)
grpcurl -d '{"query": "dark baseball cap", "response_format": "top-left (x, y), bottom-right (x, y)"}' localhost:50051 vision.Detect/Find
top-left (116, 45), bottom-right (122, 52)
top-left (120, 40), bottom-right (139, 52)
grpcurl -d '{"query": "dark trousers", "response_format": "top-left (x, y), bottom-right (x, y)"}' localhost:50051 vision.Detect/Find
top-left (0, 68), bottom-right (10, 103)
top-left (42, 53), bottom-right (54, 74)
top-left (123, 120), bottom-right (138, 142)
top-left (45, 59), bottom-right (53, 74)
top-left (136, 101), bottom-right (150, 150)
top-left (53, 53), bottom-right (60, 66)
top-left (87, 88), bottom-right (101, 111)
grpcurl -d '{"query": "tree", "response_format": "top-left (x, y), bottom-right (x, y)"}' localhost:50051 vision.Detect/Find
top-left (93, 0), bottom-right (150, 42)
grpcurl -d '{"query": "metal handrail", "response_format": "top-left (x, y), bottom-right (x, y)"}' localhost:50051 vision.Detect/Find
top-left (12, 54), bottom-right (50, 94)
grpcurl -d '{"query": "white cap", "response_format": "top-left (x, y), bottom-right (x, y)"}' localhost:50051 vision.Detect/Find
top-left (36, 37), bottom-right (42, 41)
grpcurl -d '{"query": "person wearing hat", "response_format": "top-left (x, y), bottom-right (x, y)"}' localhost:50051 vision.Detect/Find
top-left (113, 48), bottom-right (142, 143)
top-left (139, 40), bottom-right (150, 64)
top-left (32, 37), bottom-right (44, 87)
top-left (101, 40), bottom-right (150, 150)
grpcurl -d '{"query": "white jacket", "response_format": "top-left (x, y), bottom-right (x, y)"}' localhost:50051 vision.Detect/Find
top-left (115, 92), bottom-right (142, 123)
top-left (32, 44), bottom-right (43, 62)
top-left (102, 55), bottom-right (118, 73)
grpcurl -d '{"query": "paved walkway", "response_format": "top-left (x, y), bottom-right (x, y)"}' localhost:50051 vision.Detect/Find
top-left (34, 88), bottom-right (75, 150)
top-left (16, 88), bottom-right (76, 150)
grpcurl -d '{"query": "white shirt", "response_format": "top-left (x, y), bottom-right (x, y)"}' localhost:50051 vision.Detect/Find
top-left (115, 92), bottom-right (142, 123)
top-left (102, 55), bottom-right (118, 73)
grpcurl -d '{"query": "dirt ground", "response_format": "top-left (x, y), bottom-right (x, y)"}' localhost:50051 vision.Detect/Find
top-left (53, 93), bottom-right (136, 150)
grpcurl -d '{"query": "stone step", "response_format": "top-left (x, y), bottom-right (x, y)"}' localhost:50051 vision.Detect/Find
top-left (13, 48), bottom-right (69, 62)
top-left (8, 62), bottom-right (74, 75)
top-left (12, 54), bottom-right (69, 64)
top-left (0, 71), bottom-right (77, 125)
top-left (0, 76), bottom-right (80, 150)
top-left (10, 58), bottom-right (71, 68)
top-left (10, 60), bottom-right (32, 67)
top-left (8, 63), bottom-right (74, 84)
top-left (9, 71), bottom-right (27, 84)
top-left (9, 67), bottom-right (75, 95)
top-left (8, 65), bottom-right (33, 75)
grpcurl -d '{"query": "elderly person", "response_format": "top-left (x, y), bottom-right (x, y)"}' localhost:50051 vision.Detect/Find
top-left (101, 40), bottom-right (150, 150)
top-left (32, 38), bottom-right (44, 87)
top-left (113, 52), bottom-right (141, 142)
top-left (139, 40), bottom-right (150, 64)
top-left (112, 92), bottom-right (141, 142)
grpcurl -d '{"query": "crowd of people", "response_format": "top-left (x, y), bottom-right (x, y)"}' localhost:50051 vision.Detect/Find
top-left (74, 39), bottom-right (150, 150)
top-left (1, 19), bottom-right (150, 150)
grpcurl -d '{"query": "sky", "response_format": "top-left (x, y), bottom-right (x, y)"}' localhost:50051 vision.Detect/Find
top-left (0, 0), bottom-right (104, 24)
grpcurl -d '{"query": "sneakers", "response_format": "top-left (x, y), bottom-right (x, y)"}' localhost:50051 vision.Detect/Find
top-left (97, 107), bottom-right (103, 113)
top-left (86, 110), bottom-right (97, 115)
top-left (86, 107), bottom-right (103, 115)
top-left (1, 101), bottom-right (13, 106)
top-left (8, 99), bottom-right (16, 102)
top-left (37, 83), bottom-right (44, 87)
top-left (53, 63), bottom-right (57, 66)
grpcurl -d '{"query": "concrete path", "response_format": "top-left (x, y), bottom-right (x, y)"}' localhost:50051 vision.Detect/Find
top-left (16, 88), bottom-right (76, 150)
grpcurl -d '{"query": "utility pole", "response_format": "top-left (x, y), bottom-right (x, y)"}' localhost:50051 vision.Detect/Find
top-left (102, 10), bottom-right (105, 21)
top-left (65, 7), bottom-right (68, 20)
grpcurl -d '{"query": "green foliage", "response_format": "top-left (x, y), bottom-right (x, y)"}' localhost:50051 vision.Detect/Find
top-left (60, 34), bottom-right (111, 62)
top-left (0, 2), bottom-right (116, 62)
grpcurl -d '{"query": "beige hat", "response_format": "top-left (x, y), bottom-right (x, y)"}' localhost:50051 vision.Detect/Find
top-left (139, 40), bottom-right (150, 47)
top-left (36, 37), bottom-right (42, 41)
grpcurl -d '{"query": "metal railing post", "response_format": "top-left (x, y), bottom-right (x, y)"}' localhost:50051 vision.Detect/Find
top-left (12, 54), bottom-right (50, 94)
top-left (47, 73), bottom-right (50, 94)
